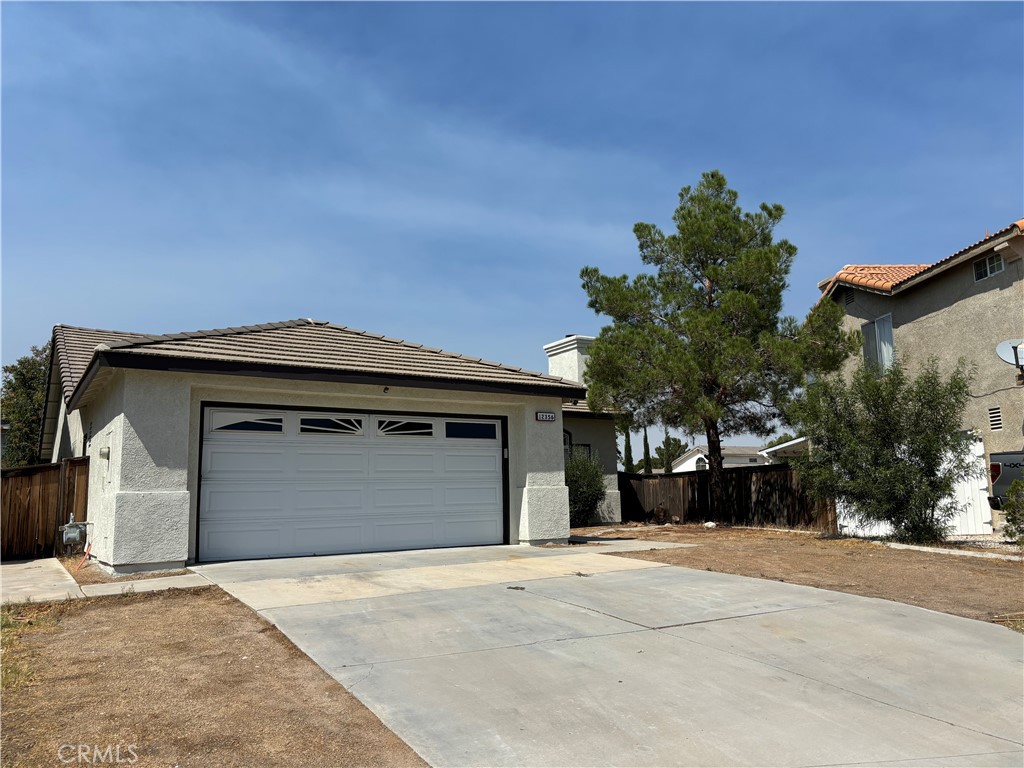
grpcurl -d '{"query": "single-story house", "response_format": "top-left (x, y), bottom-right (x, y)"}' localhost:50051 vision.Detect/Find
top-left (671, 444), bottom-right (772, 472)
top-left (40, 319), bottom-right (619, 573)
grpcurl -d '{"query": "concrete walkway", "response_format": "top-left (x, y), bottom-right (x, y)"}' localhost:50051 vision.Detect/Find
top-left (1, 559), bottom-right (84, 602)
top-left (193, 543), bottom-right (1024, 768)
top-left (0, 559), bottom-right (208, 604)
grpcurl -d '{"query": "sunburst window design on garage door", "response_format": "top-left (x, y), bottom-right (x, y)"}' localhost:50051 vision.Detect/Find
top-left (299, 417), bottom-right (363, 435)
top-left (210, 413), bottom-right (284, 432)
top-left (377, 419), bottom-right (434, 437)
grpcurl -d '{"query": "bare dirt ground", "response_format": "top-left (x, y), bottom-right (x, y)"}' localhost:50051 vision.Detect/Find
top-left (576, 524), bottom-right (1024, 628)
top-left (57, 555), bottom-right (190, 585)
top-left (1, 587), bottom-right (425, 768)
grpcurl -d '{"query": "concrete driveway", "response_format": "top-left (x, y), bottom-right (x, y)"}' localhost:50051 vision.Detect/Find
top-left (193, 543), bottom-right (1024, 767)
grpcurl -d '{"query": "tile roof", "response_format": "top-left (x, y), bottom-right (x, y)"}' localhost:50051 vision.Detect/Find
top-left (53, 325), bottom-right (149, 404)
top-left (52, 319), bottom-right (586, 405)
top-left (820, 218), bottom-right (1024, 296)
top-left (829, 264), bottom-right (931, 292)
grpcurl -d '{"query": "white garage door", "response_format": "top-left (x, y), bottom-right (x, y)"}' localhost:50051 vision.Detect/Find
top-left (198, 407), bottom-right (505, 561)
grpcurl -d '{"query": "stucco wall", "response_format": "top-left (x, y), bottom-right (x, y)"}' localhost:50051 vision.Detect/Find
top-left (74, 371), bottom-right (127, 566)
top-left (49, 397), bottom-right (85, 463)
top-left (838, 249), bottom-right (1023, 516)
top-left (70, 370), bottom-right (575, 569)
top-left (564, 414), bottom-right (621, 523)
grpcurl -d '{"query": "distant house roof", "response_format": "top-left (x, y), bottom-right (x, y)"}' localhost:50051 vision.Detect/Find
top-left (671, 444), bottom-right (767, 470)
top-left (50, 318), bottom-right (587, 411)
top-left (818, 218), bottom-right (1024, 298)
top-left (759, 436), bottom-right (810, 459)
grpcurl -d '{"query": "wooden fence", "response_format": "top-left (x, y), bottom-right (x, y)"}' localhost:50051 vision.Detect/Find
top-left (618, 464), bottom-right (836, 532)
top-left (1, 457), bottom-right (90, 560)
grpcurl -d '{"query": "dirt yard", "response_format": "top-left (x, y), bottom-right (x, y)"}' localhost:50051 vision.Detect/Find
top-left (1, 588), bottom-right (425, 768)
top-left (576, 525), bottom-right (1024, 628)
top-left (57, 555), bottom-right (190, 585)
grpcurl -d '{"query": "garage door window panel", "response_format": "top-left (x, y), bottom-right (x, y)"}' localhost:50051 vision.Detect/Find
top-left (299, 417), bottom-right (364, 435)
top-left (209, 410), bottom-right (285, 434)
top-left (378, 419), bottom-right (434, 437)
top-left (445, 421), bottom-right (497, 440)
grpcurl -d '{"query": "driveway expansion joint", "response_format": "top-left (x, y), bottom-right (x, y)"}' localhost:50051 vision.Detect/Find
top-left (801, 749), bottom-right (1024, 767)
top-left (653, 603), bottom-right (831, 630)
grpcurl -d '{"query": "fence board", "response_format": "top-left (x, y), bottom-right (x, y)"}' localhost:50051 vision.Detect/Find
top-left (1, 458), bottom-right (90, 560)
top-left (617, 464), bottom-right (835, 532)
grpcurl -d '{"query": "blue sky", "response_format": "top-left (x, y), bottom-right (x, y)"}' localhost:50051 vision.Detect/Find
top-left (3, 2), bottom-right (1021, 443)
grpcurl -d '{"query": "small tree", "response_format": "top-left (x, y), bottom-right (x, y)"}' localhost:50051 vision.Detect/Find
top-left (622, 430), bottom-right (635, 473)
top-left (653, 434), bottom-right (687, 471)
top-left (1001, 480), bottom-right (1024, 548)
top-left (1, 342), bottom-right (51, 468)
top-left (792, 356), bottom-right (977, 544)
top-left (565, 448), bottom-right (607, 528)
top-left (641, 427), bottom-right (653, 474)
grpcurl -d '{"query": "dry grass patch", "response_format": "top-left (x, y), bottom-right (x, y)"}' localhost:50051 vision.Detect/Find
top-left (577, 524), bottom-right (1024, 627)
top-left (1, 587), bottom-right (425, 768)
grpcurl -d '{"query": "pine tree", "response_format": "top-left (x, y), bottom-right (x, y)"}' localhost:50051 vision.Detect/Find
top-left (642, 427), bottom-right (653, 474)
top-left (581, 171), bottom-right (856, 514)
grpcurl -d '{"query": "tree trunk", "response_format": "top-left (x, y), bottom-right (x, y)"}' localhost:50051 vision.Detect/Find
top-left (704, 418), bottom-right (725, 518)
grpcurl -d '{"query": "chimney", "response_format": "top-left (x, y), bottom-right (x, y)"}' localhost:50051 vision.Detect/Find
top-left (543, 335), bottom-right (595, 383)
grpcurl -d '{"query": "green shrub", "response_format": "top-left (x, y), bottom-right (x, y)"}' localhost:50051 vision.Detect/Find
top-left (1001, 480), bottom-right (1024, 548)
top-left (791, 356), bottom-right (976, 545)
top-left (565, 448), bottom-right (607, 528)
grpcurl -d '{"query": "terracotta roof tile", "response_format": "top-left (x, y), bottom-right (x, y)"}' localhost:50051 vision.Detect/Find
top-left (53, 319), bottom-right (586, 405)
top-left (831, 264), bottom-right (931, 291)
top-left (820, 217), bottom-right (1024, 296)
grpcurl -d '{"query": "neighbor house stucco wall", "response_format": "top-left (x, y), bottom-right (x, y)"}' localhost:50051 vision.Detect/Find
top-left (837, 248), bottom-right (1023, 521)
top-left (69, 369), bottom-right (575, 570)
top-left (564, 414), bottom-right (621, 523)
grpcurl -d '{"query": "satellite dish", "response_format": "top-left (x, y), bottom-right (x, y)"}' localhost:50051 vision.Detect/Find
top-left (995, 339), bottom-right (1024, 366)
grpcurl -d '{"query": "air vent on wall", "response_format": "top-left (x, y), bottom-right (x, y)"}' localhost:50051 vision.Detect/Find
top-left (988, 407), bottom-right (1003, 431)
top-left (845, 288), bottom-right (855, 305)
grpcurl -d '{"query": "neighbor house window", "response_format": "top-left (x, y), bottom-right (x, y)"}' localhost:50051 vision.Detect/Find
top-left (861, 314), bottom-right (894, 370)
top-left (974, 253), bottom-right (1004, 281)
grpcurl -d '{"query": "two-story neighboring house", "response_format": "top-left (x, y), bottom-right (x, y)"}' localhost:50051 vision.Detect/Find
top-left (818, 218), bottom-right (1024, 531)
